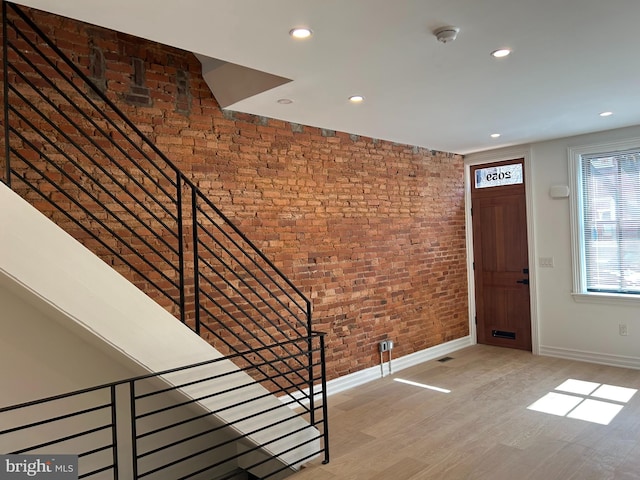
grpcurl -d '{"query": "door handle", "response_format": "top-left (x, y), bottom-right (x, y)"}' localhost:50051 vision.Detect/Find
top-left (516, 279), bottom-right (529, 285)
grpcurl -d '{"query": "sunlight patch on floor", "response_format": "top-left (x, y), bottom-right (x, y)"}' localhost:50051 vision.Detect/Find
top-left (528, 379), bottom-right (637, 425)
top-left (567, 398), bottom-right (624, 424)
top-left (555, 379), bottom-right (600, 396)
top-left (394, 378), bottom-right (451, 393)
top-left (528, 392), bottom-right (583, 417)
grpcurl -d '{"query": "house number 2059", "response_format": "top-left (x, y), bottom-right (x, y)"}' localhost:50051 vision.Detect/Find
top-left (486, 171), bottom-right (512, 181)
top-left (475, 163), bottom-right (523, 189)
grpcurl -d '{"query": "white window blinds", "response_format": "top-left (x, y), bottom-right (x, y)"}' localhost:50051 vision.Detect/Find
top-left (580, 150), bottom-right (640, 294)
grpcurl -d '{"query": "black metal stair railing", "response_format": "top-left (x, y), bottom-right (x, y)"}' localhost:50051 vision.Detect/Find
top-left (2, 2), bottom-right (313, 399)
top-left (0, 335), bottom-right (330, 480)
top-left (0, 1), bottom-right (328, 477)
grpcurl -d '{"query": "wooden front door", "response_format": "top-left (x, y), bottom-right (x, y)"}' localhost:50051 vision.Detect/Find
top-left (471, 159), bottom-right (531, 351)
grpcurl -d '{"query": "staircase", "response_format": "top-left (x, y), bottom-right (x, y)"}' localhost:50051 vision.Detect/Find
top-left (0, 2), bottom-right (328, 479)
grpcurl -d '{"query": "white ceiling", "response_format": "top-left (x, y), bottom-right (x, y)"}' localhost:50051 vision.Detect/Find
top-left (16, 0), bottom-right (640, 154)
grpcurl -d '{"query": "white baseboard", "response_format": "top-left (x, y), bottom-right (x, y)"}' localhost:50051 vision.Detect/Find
top-left (388, 336), bottom-right (473, 374)
top-left (280, 340), bottom-right (640, 409)
top-left (282, 335), bottom-right (473, 406)
top-left (539, 345), bottom-right (640, 370)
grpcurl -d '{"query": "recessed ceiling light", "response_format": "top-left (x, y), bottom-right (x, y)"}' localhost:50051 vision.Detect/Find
top-left (599, 111), bottom-right (613, 117)
top-left (490, 133), bottom-right (501, 138)
top-left (491, 49), bottom-right (511, 58)
top-left (349, 95), bottom-right (365, 103)
top-left (289, 27), bottom-right (312, 39)
top-left (277, 98), bottom-right (293, 104)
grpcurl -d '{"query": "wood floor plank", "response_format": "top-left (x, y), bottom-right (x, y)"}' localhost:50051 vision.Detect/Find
top-left (295, 345), bottom-right (640, 480)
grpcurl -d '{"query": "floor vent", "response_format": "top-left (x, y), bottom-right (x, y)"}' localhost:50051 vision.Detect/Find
top-left (438, 356), bottom-right (454, 363)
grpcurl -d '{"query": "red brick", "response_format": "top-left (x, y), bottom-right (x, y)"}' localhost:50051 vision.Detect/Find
top-left (2, 5), bottom-right (469, 381)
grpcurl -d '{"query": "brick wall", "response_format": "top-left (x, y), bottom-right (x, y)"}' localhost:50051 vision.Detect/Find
top-left (1, 6), bottom-right (468, 380)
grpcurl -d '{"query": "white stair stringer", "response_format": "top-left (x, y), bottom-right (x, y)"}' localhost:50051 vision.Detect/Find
top-left (0, 182), bottom-right (320, 475)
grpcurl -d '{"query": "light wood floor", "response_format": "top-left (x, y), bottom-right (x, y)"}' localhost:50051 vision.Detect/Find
top-left (296, 345), bottom-right (640, 480)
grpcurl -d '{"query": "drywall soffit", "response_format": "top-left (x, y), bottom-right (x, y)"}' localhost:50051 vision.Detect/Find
top-left (196, 53), bottom-right (291, 109)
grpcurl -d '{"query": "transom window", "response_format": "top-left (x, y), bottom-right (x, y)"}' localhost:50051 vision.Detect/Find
top-left (474, 163), bottom-right (523, 189)
top-left (570, 142), bottom-right (640, 298)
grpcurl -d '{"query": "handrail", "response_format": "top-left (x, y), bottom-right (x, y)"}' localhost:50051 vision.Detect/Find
top-left (0, 335), bottom-right (319, 415)
top-left (0, 335), bottom-right (330, 479)
top-left (3, 1), bottom-right (311, 315)
top-left (2, 0), bottom-right (312, 398)
top-left (1, 2), bottom-right (328, 478)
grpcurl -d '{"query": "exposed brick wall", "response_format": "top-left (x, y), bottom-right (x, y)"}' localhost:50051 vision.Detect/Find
top-left (1, 6), bottom-right (468, 380)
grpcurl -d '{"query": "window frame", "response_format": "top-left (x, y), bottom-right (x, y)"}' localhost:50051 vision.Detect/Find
top-left (569, 138), bottom-right (640, 305)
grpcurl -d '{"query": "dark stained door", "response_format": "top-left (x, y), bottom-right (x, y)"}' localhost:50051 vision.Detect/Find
top-left (471, 159), bottom-right (531, 351)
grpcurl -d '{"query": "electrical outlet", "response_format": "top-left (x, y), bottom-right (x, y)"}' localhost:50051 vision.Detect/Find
top-left (379, 340), bottom-right (389, 352)
top-left (387, 340), bottom-right (394, 350)
top-left (619, 323), bottom-right (628, 336)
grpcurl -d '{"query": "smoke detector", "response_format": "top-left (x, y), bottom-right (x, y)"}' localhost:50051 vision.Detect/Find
top-left (434, 26), bottom-right (460, 44)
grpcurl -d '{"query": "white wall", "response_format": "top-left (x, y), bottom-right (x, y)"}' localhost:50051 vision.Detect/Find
top-left (467, 125), bottom-right (640, 368)
top-left (0, 278), bottom-right (244, 480)
top-left (0, 277), bottom-right (139, 405)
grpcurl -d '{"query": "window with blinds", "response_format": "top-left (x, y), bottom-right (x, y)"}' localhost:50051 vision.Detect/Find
top-left (580, 150), bottom-right (640, 294)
